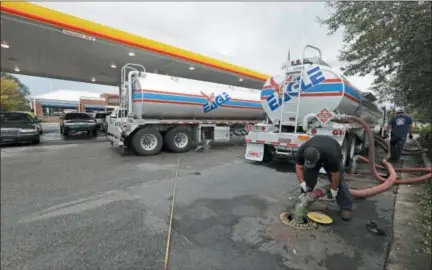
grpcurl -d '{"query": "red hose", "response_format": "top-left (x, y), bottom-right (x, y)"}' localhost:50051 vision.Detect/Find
top-left (341, 116), bottom-right (431, 198)
top-left (374, 135), bottom-right (428, 155)
top-left (357, 156), bottom-right (430, 173)
top-left (356, 154), bottom-right (431, 185)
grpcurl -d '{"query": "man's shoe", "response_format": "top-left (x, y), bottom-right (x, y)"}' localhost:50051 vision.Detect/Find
top-left (341, 210), bottom-right (352, 221)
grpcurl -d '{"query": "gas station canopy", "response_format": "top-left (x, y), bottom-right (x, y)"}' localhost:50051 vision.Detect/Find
top-left (1, 2), bottom-right (269, 89)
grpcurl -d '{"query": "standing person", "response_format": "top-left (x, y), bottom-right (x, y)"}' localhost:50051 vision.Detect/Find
top-left (295, 135), bottom-right (353, 220)
top-left (387, 109), bottom-right (414, 161)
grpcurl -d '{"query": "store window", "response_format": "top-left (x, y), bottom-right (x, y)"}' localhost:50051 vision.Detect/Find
top-left (42, 106), bottom-right (77, 116)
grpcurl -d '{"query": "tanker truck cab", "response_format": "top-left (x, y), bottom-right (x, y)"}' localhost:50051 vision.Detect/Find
top-left (108, 63), bottom-right (263, 156)
top-left (106, 107), bottom-right (127, 134)
top-left (245, 45), bottom-right (384, 171)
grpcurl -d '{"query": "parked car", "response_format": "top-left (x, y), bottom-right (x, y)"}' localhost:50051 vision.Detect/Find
top-left (60, 112), bottom-right (97, 137)
top-left (0, 111), bottom-right (41, 144)
top-left (18, 111), bottom-right (43, 134)
top-left (92, 112), bottom-right (110, 131)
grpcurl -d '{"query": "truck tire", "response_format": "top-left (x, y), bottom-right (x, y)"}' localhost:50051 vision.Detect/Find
top-left (342, 134), bottom-right (355, 170)
top-left (131, 127), bottom-right (163, 156)
top-left (257, 145), bottom-right (274, 164)
top-left (164, 126), bottom-right (192, 153)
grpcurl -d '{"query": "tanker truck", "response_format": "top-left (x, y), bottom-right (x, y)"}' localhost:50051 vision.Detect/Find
top-left (107, 64), bottom-right (266, 155)
top-left (244, 45), bottom-right (386, 170)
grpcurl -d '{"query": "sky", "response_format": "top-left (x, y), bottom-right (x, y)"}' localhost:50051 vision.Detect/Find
top-left (12, 2), bottom-right (375, 96)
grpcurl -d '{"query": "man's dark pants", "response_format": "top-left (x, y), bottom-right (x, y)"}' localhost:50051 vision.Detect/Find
top-left (302, 162), bottom-right (353, 211)
top-left (390, 135), bottom-right (406, 161)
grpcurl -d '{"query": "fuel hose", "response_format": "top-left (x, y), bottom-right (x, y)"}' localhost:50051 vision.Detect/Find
top-left (336, 116), bottom-right (431, 198)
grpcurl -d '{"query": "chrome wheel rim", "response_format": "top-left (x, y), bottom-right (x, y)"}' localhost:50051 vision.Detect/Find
top-left (174, 133), bottom-right (188, 148)
top-left (140, 134), bottom-right (158, 151)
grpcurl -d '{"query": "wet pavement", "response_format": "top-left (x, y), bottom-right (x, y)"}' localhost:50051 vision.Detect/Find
top-left (41, 122), bottom-right (108, 144)
top-left (1, 143), bottom-right (396, 270)
top-left (1, 123), bottom-right (108, 148)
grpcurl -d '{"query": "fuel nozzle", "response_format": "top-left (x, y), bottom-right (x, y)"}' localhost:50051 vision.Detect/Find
top-left (292, 186), bottom-right (331, 224)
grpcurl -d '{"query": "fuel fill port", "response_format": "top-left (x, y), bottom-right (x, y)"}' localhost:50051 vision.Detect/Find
top-left (279, 212), bottom-right (318, 229)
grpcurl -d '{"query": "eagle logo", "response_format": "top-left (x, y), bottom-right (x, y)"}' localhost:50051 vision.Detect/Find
top-left (200, 91), bottom-right (215, 104)
top-left (268, 75), bottom-right (293, 97)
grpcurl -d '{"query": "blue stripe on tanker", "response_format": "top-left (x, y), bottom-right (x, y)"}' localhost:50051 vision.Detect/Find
top-left (132, 93), bottom-right (262, 108)
top-left (261, 82), bottom-right (361, 101)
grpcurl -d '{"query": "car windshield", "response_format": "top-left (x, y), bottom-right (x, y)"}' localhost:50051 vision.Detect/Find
top-left (64, 113), bottom-right (91, 120)
top-left (0, 113), bottom-right (34, 123)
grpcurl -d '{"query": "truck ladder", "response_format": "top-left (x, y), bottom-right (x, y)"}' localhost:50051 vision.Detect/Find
top-left (278, 45), bottom-right (323, 134)
top-left (120, 63), bottom-right (146, 119)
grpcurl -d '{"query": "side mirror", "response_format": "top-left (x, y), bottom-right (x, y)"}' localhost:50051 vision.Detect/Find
top-left (109, 114), bottom-right (116, 119)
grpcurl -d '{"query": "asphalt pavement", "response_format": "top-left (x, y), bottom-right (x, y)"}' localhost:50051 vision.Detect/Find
top-left (1, 142), bottom-right (397, 270)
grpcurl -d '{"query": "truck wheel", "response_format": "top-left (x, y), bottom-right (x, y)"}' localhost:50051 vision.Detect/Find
top-left (342, 134), bottom-right (355, 170)
top-left (257, 145), bottom-right (274, 163)
top-left (164, 126), bottom-right (192, 153)
top-left (131, 127), bottom-right (163, 156)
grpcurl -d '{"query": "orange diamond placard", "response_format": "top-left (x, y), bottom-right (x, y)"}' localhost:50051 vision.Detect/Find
top-left (316, 108), bottom-right (335, 124)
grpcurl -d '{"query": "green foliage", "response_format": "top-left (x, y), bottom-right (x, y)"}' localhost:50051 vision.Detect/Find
top-left (0, 72), bottom-right (31, 97)
top-left (0, 77), bottom-right (30, 111)
top-left (419, 183), bottom-right (432, 254)
top-left (319, 2), bottom-right (432, 123)
top-left (413, 125), bottom-right (432, 135)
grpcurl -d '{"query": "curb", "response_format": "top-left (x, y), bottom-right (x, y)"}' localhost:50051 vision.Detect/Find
top-left (414, 139), bottom-right (431, 169)
top-left (385, 140), bottom-right (432, 270)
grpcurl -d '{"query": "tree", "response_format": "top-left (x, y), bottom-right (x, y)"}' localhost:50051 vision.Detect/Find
top-left (0, 72), bottom-right (31, 97)
top-left (0, 78), bottom-right (30, 111)
top-left (319, 2), bottom-right (432, 123)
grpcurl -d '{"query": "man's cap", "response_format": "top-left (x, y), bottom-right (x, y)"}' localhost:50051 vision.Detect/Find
top-left (303, 147), bottom-right (320, 168)
top-left (396, 108), bottom-right (404, 113)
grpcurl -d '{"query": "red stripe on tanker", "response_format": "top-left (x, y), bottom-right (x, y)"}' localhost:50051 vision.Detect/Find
top-left (131, 73), bottom-right (265, 121)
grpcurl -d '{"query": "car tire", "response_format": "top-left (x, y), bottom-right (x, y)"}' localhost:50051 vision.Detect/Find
top-left (32, 138), bottom-right (40, 145)
top-left (163, 126), bottom-right (192, 153)
top-left (63, 128), bottom-right (69, 137)
top-left (92, 129), bottom-right (98, 137)
top-left (130, 127), bottom-right (163, 156)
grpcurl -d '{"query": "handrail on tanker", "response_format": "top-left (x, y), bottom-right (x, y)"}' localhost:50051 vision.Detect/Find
top-left (294, 45), bottom-right (323, 133)
top-left (120, 63), bottom-right (146, 119)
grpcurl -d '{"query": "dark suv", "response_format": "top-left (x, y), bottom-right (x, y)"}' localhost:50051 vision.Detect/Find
top-left (0, 111), bottom-right (41, 144)
top-left (60, 112), bottom-right (97, 137)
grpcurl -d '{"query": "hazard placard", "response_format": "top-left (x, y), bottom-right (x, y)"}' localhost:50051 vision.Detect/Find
top-left (315, 108), bottom-right (335, 125)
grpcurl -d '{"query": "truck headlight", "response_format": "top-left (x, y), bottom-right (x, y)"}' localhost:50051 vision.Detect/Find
top-left (20, 128), bottom-right (38, 133)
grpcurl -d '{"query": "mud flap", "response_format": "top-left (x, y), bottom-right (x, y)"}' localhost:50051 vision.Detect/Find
top-left (245, 143), bottom-right (264, 162)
